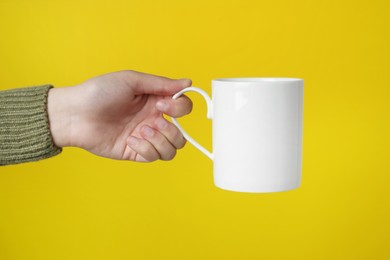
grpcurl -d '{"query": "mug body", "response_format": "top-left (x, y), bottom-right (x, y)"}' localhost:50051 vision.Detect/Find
top-left (212, 78), bottom-right (304, 192)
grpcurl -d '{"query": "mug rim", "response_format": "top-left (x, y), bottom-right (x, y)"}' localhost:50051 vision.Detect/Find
top-left (213, 77), bottom-right (303, 82)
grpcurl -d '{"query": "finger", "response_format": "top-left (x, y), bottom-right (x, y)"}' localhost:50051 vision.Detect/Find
top-left (156, 95), bottom-right (193, 118)
top-left (127, 136), bottom-right (160, 162)
top-left (135, 154), bottom-right (149, 162)
top-left (140, 125), bottom-right (177, 161)
top-left (154, 117), bottom-right (186, 149)
top-left (128, 70), bottom-right (192, 96)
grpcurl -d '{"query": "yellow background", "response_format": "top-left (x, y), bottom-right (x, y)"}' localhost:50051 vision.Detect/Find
top-left (0, 0), bottom-right (389, 259)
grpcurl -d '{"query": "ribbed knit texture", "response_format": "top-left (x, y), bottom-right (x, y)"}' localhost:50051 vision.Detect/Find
top-left (0, 85), bottom-right (62, 165)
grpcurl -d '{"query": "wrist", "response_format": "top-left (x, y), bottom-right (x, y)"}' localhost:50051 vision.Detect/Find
top-left (47, 86), bottom-right (79, 148)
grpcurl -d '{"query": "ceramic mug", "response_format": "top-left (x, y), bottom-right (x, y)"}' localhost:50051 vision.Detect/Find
top-left (171, 78), bottom-right (304, 193)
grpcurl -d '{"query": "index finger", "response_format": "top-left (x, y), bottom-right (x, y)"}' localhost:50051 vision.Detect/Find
top-left (130, 70), bottom-right (192, 96)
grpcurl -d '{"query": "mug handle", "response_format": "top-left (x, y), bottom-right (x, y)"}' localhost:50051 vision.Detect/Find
top-left (171, 87), bottom-right (214, 161)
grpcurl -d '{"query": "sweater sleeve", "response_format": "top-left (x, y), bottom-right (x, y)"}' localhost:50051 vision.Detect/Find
top-left (0, 85), bottom-right (62, 166)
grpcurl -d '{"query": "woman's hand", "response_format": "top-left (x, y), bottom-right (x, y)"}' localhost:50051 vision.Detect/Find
top-left (47, 70), bottom-right (192, 162)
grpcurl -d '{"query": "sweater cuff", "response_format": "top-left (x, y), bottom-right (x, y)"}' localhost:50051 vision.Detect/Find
top-left (0, 85), bottom-right (62, 165)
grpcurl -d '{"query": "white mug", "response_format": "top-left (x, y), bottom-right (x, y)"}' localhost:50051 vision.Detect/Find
top-left (172, 78), bottom-right (304, 193)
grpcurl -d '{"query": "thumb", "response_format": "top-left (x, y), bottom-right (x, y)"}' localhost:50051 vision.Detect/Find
top-left (130, 70), bottom-right (192, 96)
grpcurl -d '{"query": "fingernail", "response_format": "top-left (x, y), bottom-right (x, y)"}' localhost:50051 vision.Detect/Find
top-left (128, 136), bottom-right (138, 146)
top-left (156, 100), bottom-right (169, 112)
top-left (143, 125), bottom-right (155, 138)
top-left (156, 118), bottom-right (168, 130)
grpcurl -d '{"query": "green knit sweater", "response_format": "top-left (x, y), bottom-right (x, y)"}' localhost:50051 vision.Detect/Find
top-left (0, 85), bottom-right (62, 165)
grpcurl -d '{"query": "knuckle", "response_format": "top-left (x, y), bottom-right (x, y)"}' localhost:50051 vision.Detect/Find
top-left (169, 126), bottom-right (186, 149)
top-left (147, 152), bottom-right (160, 162)
top-left (139, 144), bottom-right (159, 161)
top-left (185, 96), bottom-right (193, 113)
top-left (174, 130), bottom-right (186, 149)
top-left (162, 149), bottom-right (176, 161)
top-left (170, 96), bottom-right (193, 117)
top-left (135, 154), bottom-right (150, 162)
top-left (178, 96), bottom-right (193, 115)
top-left (177, 138), bottom-right (186, 149)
